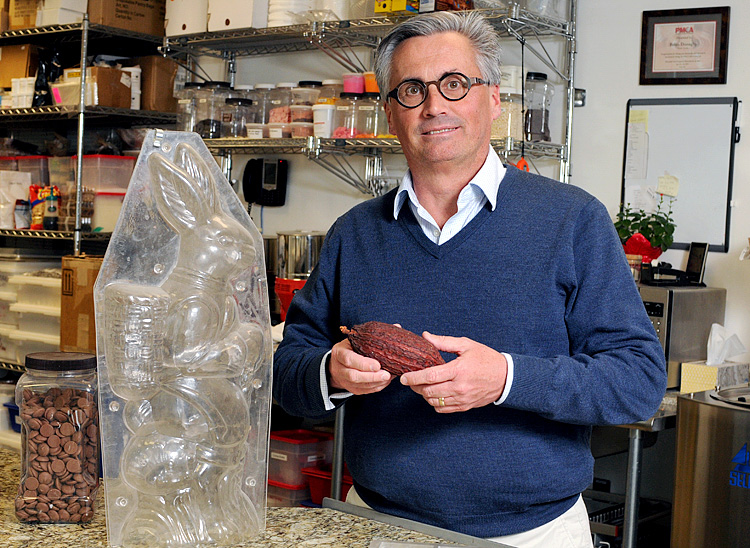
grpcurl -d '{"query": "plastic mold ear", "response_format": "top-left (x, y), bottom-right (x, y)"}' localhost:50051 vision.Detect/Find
top-left (94, 130), bottom-right (272, 547)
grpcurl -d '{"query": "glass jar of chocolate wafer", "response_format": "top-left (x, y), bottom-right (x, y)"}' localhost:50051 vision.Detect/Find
top-left (15, 352), bottom-right (99, 524)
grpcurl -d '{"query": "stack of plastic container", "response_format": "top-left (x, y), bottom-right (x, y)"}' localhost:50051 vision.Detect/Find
top-left (0, 258), bottom-right (62, 365)
top-left (267, 429), bottom-right (334, 506)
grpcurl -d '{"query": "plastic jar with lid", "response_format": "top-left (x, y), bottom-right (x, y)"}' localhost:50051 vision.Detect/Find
top-left (355, 92), bottom-right (383, 138)
top-left (524, 72), bottom-right (553, 142)
top-left (221, 97), bottom-right (256, 137)
top-left (268, 83), bottom-right (294, 124)
top-left (176, 82), bottom-right (202, 132)
top-left (194, 81), bottom-right (233, 139)
top-left (253, 83), bottom-right (275, 124)
top-left (317, 79), bottom-right (343, 105)
top-left (15, 352), bottom-right (99, 524)
top-left (491, 93), bottom-right (524, 142)
top-left (332, 93), bottom-right (361, 138)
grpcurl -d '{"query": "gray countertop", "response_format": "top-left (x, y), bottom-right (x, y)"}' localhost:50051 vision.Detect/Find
top-left (0, 448), bottom-right (455, 547)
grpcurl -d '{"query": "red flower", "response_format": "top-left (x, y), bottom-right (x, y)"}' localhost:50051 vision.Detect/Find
top-left (623, 233), bottom-right (662, 264)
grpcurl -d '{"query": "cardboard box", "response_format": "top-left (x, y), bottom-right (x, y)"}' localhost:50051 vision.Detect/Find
top-left (680, 360), bottom-right (750, 394)
top-left (8, 0), bottom-right (35, 29)
top-left (166, 0), bottom-right (207, 36)
top-left (0, 44), bottom-right (39, 89)
top-left (134, 55), bottom-right (179, 112)
top-left (61, 255), bottom-right (103, 353)
top-left (88, 0), bottom-right (165, 36)
top-left (207, 0), bottom-right (267, 32)
top-left (52, 66), bottom-right (132, 108)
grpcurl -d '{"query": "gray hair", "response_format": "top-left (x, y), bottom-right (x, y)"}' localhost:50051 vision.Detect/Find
top-left (374, 11), bottom-right (503, 98)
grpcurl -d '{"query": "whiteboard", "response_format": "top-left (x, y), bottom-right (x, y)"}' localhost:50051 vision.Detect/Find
top-left (621, 97), bottom-right (739, 252)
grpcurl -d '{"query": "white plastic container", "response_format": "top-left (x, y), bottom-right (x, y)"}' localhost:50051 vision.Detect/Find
top-left (7, 330), bottom-right (60, 363)
top-left (8, 274), bottom-right (61, 309)
top-left (92, 192), bottom-right (126, 232)
top-left (11, 307), bottom-right (60, 338)
top-left (312, 103), bottom-right (335, 138)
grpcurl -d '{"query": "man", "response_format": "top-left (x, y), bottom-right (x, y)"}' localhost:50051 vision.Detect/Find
top-left (273, 11), bottom-right (667, 547)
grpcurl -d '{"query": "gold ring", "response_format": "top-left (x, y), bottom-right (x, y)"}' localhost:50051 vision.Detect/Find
top-left (438, 397), bottom-right (445, 407)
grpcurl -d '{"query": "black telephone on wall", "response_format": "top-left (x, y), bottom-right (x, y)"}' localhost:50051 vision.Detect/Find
top-left (242, 158), bottom-right (288, 207)
top-left (640, 242), bottom-right (708, 287)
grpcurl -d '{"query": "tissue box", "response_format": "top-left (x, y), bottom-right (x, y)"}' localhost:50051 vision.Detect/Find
top-left (680, 360), bottom-right (750, 394)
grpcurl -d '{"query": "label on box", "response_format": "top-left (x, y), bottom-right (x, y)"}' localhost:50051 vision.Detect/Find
top-left (270, 451), bottom-right (287, 461)
top-left (307, 454), bottom-right (324, 463)
top-left (246, 127), bottom-right (264, 139)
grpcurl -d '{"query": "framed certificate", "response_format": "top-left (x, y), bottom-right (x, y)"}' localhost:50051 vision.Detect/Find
top-left (640, 7), bottom-right (730, 85)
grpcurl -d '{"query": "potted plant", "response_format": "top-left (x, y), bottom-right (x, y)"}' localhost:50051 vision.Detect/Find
top-left (614, 196), bottom-right (676, 263)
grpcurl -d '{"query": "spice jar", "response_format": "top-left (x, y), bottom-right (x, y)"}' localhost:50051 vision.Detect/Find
top-left (194, 81), bottom-right (233, 139)
top-left (268, 83), bottom-right (294, 124)
top-left (253, 83), bottom-right (275, 124)
top-left (492, 92), bottom-right (523, 142)
top-left (176, 82), bottom-right (202, 132)
top-left (524, 72), bottom-right (553, 142)
top-left (317, 79), bottom-right (343, 105)
top-left (355, 92), bottom-right (382, 138)
top-left (221, 97), bottom-right (255, 137)
top-left (15, 352), bottom-right (99, 524)
top-left (332, 92), bottom-right (361, 139)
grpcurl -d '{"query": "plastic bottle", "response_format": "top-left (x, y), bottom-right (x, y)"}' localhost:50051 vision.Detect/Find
top-left (524, 72), bottom-right (553, 142)
top-left (15, 352), bottom-right (99, 524)
top-left (42, 193), bottom-right (58, 230)
top-left (332, 92), bottom-right (360, 138)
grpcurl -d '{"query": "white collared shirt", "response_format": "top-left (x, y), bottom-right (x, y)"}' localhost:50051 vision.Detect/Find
top-left (320, 146), bottom-right (515, 409)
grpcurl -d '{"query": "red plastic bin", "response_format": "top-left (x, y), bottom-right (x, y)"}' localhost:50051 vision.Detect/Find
top-left (301, 463), bottom-right (353, 505)
top-left (269, 429), bottom-right (334, 486)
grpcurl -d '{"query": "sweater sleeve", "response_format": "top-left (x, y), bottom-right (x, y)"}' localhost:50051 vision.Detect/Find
top-left (502, 199), bottom-right (668, 426)
top-left (272, 223), bottom-right (344, 420)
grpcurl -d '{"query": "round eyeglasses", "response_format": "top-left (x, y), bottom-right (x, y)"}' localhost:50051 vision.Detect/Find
top-left (386, 72), bottom-right (489, 109)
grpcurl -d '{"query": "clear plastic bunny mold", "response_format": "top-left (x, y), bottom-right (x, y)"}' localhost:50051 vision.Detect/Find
top-left (93, 130), bottom-right (273, 547)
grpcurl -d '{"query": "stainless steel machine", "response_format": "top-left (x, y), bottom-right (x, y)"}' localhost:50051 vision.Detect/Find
top-left (672, 388), bottom-right (750, 547)
top-left (638, 286), bottom-right (726, 389)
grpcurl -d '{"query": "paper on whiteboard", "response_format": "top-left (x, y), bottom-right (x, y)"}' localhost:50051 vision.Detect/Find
top-left (624, 184), bottom-right (659, 213)
top-left (625, 123), bottom-right (648, 180)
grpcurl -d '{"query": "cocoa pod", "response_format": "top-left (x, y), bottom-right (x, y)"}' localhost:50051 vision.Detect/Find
top-left (340, 321), bottom-right (444, 375)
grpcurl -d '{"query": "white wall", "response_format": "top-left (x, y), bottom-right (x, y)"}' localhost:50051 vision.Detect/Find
top-left (573, 0), bottom-right (750, 361)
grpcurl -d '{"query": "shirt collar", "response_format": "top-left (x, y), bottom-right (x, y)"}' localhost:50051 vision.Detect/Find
top-left (394, 146), bottom-right (504, 219)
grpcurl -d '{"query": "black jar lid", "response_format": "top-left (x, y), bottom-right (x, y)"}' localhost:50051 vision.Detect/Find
top-left (25, 352), bottom-right (97, 371)
top-left (225, 97), bottom-right (254, 106)
top-left (526, 72), bottom-right (548, 81)
top-left (339, 92), bottom-right (362, 99)
top-left (204, 80), bottom-right (232, 89)
top-left (298, 80), bottom-right (322, 88)
top-left (362, 92), bottom-right (381, 100)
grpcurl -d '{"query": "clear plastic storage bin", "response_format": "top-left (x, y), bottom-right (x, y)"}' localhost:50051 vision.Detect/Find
top-left (268, 429), bottom-right (334, 487)
top-left (73, 155), bottom-right (136, 193)
top-left (267, 480), bottom-right (309, 507)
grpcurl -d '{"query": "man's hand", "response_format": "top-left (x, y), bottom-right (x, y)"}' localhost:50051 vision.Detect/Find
top-left (329, 339), bottom-right (393, 395)
top-left (400, 332), bottom-right (508, 413)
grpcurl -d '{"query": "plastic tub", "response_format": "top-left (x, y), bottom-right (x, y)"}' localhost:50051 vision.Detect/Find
top-left (11, 307), bottom-right (60, 338)
top-left (291, 122), bottom-right (314, 138)
top-left (3, 403), bottom-right (20, 433)
top-left (8, 274), bottom-right (61, 309)
top-left (267, 123), bottom-right (292, 139)
top-left (0, 157), bottom-right (18, 171)
top-left (245, 123), bottom-right (268, 139)
top-left (16, 156), bottom-right (50, 186)
top-left (312, 104), bottom-right (335, 138)
top-left (7, 329), bottom-right (60, 363)
top-left (92, 191), bottom-right (126, 232)
top-left (73, 154), bottom-right (136, 192)
top-left (290, 87), bottom-right (321, 106)
top-left (267, 480), bottom-right (309, 507)
top-left (268, 429), bottom-right (334, 486)
top-left (301, 464), bottom-right (353, 505)
top-left (0, 325), bottom-right (20, 362)
top-left (47, 156), bottom-right (74, 187)
top-left (290, 105), bottom-right (313, 122)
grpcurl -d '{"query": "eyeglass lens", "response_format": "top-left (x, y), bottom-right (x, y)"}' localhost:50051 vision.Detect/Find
top-left (397, 73), bottom-right (472, 107)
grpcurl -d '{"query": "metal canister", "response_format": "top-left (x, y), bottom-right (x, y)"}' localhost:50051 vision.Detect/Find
top-left (276, 231), bottom-right (326, 280)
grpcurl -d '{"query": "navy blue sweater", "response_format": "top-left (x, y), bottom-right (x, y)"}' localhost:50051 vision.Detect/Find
top-left (273, 165), bottom-right (667, 537)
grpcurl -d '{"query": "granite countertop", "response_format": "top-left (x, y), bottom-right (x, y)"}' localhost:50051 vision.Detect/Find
top-left (0, 448), bottom-right (452, 548)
